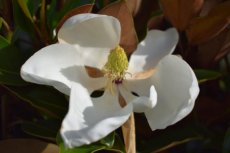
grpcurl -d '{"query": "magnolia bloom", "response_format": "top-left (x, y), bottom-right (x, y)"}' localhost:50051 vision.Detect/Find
top-left (21, 13), bottom-right (199, 148)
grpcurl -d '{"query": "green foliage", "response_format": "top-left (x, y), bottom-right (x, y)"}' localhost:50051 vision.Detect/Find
top-left (194, 69), bottom-right (223, 83)
top-left (46, 0), bottom-right (95, 31)
top-left (57, 132), bottom-right (124, 153)
top-left (7, 85), bottom-right (68, 118)
top-left (0, 45), bottom-right (28, 85)
top-left (21, 119), bottom-right (61, 141)
top-left (17, 0), bottom-right (33, 22)
top-left (0, 35), bottom-right (9, 49)
top-left (12, 0), bottom-right (36, 36)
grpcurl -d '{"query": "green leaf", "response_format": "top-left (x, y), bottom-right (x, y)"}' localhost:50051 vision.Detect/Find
top-left (223, 127), bottom-right (230, 153)
top-left (60, 143), bottom-right (106, 153)
top-left (0, 35), bottom-right (9, 49)
top-left (194, 69), bottom-right (222, 83)
top-left (57, 134), bottom-right (106, 153)
top-left (47, 0), bottom-right (95, 31)
top-left (100, 132), bottom-right (115, 148)
top-left (0, 45), bottom-right (28, 85)
top-left (46, 0), bottom-right (57, 31)
top-left (6, 85), bottom-right (68, 118)
top-left (12, 0), bottom-right (36, 36)
top-left (21, 119), bottom-right (61, 141)
top-left (17, 0), bottom-right (33, 21)
top-left (27, 0), bottom-right (40, 16)
top-left (0, 70), bottom-right (27, 86)
top-left (57, 132), bottom-right (124, 153)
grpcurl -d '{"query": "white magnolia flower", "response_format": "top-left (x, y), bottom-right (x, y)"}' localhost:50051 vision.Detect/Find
top-left (21, 13), bottom-right (199, 148)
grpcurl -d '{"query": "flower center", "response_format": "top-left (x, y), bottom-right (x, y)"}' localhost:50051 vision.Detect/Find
top-left (103, 46), bottom-right (128, 84)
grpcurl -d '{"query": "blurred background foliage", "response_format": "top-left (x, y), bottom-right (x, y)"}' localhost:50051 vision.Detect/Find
top-left (0, 0), bottom-right (230, 153)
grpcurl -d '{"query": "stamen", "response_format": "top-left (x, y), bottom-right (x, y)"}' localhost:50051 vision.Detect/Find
top-left (103, 46), bottom-right (128, 82)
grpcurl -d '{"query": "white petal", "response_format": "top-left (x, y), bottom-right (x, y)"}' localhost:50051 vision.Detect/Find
top-left (128, 28), bottom-right (179, 74)
top-left (145, 55), bottom-right (199, 130)
top-left (58, 13), bottom-right (121, 49)
top-left (119, 83), bottom-right (157, 113)
top-left (61, 83), bottom-right (133, 148)
top-left (21, 44), bottom-right (106, 95)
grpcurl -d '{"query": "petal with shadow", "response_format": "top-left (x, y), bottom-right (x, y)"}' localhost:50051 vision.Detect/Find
top-left (128, 28), bottom-right (179, 74)
top-left (21, 44), bottom-right (107, 95)
top-left (61, 83), bottom-right (132, 148)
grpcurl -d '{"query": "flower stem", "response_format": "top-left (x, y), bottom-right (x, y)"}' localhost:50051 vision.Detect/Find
top-left (122, 113), bottom-right (136, 153)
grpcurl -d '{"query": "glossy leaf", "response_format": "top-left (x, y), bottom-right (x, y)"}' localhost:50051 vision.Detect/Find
top-left (100, 132), bottom-right (115, 148)
top-left (99, 0), bottom-right (138, 55)
top-left (194, 69), bottom-right (222, 83)
top-left (57, 133), bottom-right (123, 153)
top-left (160, 0), bottom-right (204, 31)
top-left (111, 133), bottom-right (125, 153)
top-left (186, 1), bottom-right (230, 45)
top-left (0, 139), bottom-right (59, 153)
top-left (7, 85), bottom-right (68, 118)
top-left (57, 134), bottom-right (105, 153)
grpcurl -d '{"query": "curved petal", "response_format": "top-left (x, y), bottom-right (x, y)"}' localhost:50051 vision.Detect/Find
top-left (58, 13), bottom-right (121, 49)
top-left (21, 44), bottom-right (107, 95)
top-left (145, 55), bottom-right (199, 130)
top-left (61, 83), bottom-right (132, 148)
top-left (119, 83), bottom-right (157, 113)
top-left (128, 28), bottom-right (179, 74)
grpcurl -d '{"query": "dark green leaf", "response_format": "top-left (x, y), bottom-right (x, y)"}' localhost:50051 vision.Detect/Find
top-left (17, 0), bottom-right (33, 21)
top-left (57, 131), bottom-right (124, 153)
top-left (0, 35), bottom-right (9, 49)
top-left (194, 69), bottom-right (222, 83)
top-left (111, 133), bottom-right (125, 153)
top-left (12, 0), bottom-right (36, 36)
top-left (100, 132), bottom-right (115, 148)
top-left (21, 119), bottom-right (61, 141)
top-left (47, 0), bottom-right (95, 31)
top-left (0, 70), bottom-right (27, 85)
top-left (6, 85), bottom-right (68, 118)
top-left (0, 45), bottom-right (24, 71)
top-left (27, 0), bottom-right (40, 16)
top-left (0, 45), bottom-right (28, 85)
top-left (57, 134), bottom-right (106, 153)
